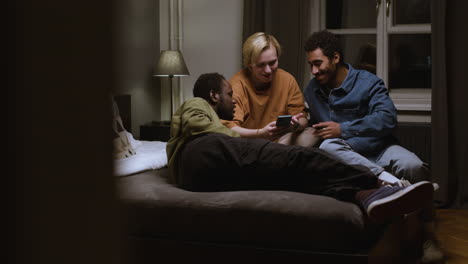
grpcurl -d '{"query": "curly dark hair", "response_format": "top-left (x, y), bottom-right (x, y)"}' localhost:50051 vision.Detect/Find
top-left (304, 30), bottom-right (344, 64)
top-left (193, 73), bottom-right (226, 103)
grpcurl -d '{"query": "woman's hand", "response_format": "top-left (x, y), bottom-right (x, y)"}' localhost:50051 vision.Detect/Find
top-left (258, 121), bottom-right (289, 141)
top-left (291, 113), bottom-right (306, 131)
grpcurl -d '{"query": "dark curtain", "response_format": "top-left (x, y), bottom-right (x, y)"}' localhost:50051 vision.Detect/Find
top-left (242, 0), bottom-right (311, 88)
top-left (431, 0), bottom-right (468, 208)
top-left (242, 0), bottom-right (267, 40)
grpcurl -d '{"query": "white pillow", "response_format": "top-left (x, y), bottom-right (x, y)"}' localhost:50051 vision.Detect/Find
top-left (112, 100), bottom-right (136, 159)
top-left (125, 131), bottom-right (143, 149)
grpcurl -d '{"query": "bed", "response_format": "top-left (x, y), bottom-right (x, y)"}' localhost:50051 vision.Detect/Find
top-left (113, 95), bottom-right (424, 263)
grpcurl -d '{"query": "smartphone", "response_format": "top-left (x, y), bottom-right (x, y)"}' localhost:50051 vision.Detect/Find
top-left (276, 115), bottom-right (292, 127)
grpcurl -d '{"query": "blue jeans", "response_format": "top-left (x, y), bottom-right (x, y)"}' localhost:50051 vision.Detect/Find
top-left (319, 139), bottom-right (431, 183)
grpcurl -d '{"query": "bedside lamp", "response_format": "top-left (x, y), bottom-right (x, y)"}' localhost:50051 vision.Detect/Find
top-left (153, 50), bottom-right (190, 122)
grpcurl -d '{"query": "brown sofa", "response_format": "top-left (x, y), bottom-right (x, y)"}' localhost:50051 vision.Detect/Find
top-left (116, 167), bottom-right (424, 263)
top-left (113, 95), bottom-right (423, 263)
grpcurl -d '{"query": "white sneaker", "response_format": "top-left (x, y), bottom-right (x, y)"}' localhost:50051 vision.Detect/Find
top-left (396, 178), bottom-right (440, 192)
top-left (395, 179), bottom-right (412, 187)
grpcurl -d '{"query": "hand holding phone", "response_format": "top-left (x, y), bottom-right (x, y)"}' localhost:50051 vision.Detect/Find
top-left (276, 115), bottom-right (292, 127)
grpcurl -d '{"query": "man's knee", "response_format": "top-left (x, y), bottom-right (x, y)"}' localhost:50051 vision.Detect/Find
top-left (319, 138), bottom-right (353, 153)
top-left (394, 155), bottom-right (430, 182)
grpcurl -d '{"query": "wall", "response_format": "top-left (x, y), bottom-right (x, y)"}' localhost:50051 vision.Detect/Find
top-left (113, 0), bottom-right (160, 136)
top-left (158, 0), bottom-right (244, 117)
top-left (183, 0), bottom-right (244, 103)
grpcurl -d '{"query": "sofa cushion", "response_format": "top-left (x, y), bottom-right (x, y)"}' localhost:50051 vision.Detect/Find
top-left (116, 168), bottom-right (383, 252)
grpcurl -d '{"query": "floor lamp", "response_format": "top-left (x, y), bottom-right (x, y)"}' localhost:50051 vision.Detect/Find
top-left (153, 50), bottom-right (190, 123)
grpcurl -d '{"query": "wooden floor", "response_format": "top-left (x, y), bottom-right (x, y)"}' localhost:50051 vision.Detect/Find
top-left (433, 209), bottom-right (468, 264)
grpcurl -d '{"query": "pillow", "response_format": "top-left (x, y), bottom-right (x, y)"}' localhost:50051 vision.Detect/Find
top-left (112, 99), bottom-right (136, 159)
top-left (125, 131), bottom-right (143, 150)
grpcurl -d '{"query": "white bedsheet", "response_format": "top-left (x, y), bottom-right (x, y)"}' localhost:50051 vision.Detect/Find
top-left (114, 132), bottom-right (168, 177)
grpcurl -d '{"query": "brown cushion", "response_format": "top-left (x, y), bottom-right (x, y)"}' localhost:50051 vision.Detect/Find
top-left (116, 169), bottom-right (383, 252)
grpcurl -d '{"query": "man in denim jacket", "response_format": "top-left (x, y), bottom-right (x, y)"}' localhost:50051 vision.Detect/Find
top-left (302, 30), bottom-right (442, 263)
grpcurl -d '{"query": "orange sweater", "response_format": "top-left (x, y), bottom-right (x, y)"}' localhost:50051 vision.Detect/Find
top-left (223, 68), bottom-right (306, 129)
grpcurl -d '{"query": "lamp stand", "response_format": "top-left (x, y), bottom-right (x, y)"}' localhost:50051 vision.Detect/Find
top-left (169, 75), bottom-right (174, 120)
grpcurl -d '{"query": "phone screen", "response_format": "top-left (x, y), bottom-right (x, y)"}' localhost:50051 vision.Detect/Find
top-left (276, 115), bottom-right (292, 127)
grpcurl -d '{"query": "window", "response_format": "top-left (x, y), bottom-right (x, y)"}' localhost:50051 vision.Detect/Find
top-left (316, 0), bottom-right (432, 111)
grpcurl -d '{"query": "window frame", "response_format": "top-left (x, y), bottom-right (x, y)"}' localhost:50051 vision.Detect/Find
top-left (316, 0), bottom-right (432, 112)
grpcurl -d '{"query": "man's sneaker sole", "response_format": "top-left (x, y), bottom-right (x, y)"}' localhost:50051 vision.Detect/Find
top-left (367, 181), bottom-right (433, 221)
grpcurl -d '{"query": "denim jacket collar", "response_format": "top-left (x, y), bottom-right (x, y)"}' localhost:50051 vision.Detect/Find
top-left (339, 63), bottom-right (356, 94)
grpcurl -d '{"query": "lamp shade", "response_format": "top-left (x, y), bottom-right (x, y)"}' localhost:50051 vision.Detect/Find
top-left (153, 50), bottom-right (190, 77)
